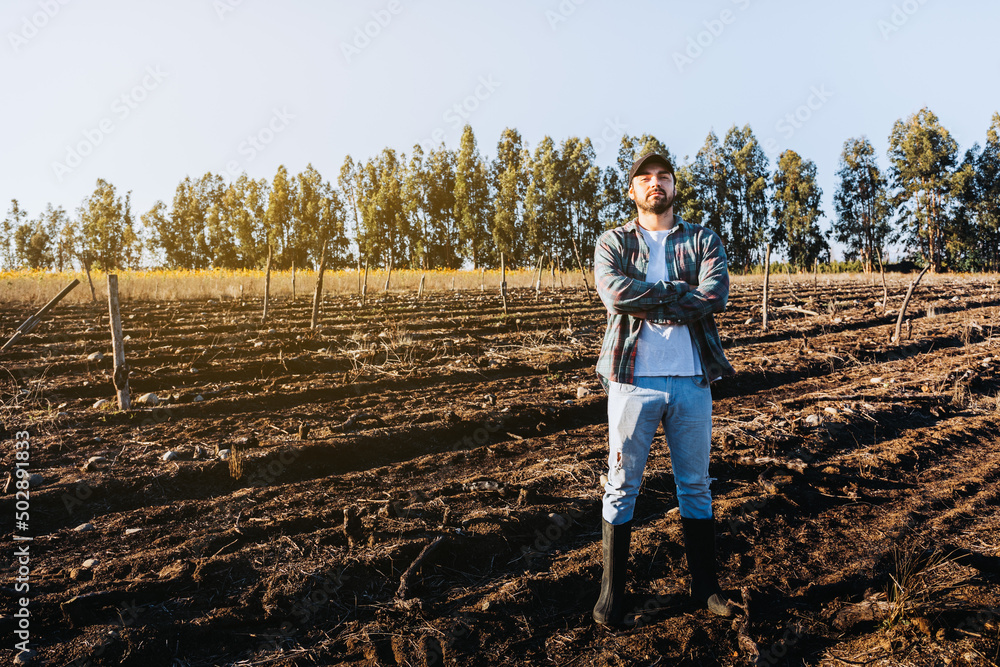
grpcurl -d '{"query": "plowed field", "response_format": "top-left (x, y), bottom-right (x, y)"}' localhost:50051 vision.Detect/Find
top-left (2, 274), bottom-right (999, 666)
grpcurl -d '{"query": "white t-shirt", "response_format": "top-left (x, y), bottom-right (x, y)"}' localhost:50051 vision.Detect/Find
top-left (634, 225), bottom-right (701, 377)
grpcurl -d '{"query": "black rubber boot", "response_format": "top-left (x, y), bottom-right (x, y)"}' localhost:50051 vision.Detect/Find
top-left (593, 519), bottom-right (632, 626)
top-left (681, 516), bottom-right (734, 617)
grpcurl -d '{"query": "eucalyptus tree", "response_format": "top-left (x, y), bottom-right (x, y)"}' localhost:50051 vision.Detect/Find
top-left (78, 179), bottom-right (139, 270)
top-left (833, 137), bottom-right (892, 272)
top-left (523, 136), bottom-right (561, 266)
top-left (491, 128), bottom-right (527, 267)
top-left (722, 124), bottom-right (769, 270)
top-left (559, 136), bottom-right (601, 265)
top-left (771, 150), bottom-right (828, 269)
top-left (454, 125), bottom-right (491, 268)
top-left (265, 165), bottom-right (296, 267)
top-left (887, 107), bottom-right (959, 272)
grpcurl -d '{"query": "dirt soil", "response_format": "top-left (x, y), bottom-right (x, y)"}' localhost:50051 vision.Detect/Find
top-left (2, 275), bottom-right (999, 667)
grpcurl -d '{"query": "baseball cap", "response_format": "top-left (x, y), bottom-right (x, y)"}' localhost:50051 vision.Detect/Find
top-left (628, 152), bottom-right (674, 183)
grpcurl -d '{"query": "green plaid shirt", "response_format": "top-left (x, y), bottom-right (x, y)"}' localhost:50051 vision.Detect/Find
top-left (594, 216), bottom-right (735, 390)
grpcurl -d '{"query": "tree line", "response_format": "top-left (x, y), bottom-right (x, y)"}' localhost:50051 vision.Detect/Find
top-left (3, 107), bottom-right (998, 275)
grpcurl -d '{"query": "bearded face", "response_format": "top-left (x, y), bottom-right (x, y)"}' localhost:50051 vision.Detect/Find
top-left (635, 184), bottom-right (675, 214)
top-left (629, 163), bottom-right (676, 215)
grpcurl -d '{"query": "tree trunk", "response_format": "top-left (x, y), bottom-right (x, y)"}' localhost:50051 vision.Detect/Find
top-left (262, 245), bottom-right (272, 323)
top-left (762, 243), bottom-right (771, 332)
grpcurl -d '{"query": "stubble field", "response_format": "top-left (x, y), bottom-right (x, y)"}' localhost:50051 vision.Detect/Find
top-left (2, 272), bottom-right (999, 666)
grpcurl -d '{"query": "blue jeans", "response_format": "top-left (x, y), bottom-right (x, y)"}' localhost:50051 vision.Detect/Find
top-left (603, 375), bottom-right (714, 524)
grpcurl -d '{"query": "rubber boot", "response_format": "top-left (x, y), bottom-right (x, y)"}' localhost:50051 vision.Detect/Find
top-left (592, 519), bottom-right (632, 626)
top-left (681, 516), bottom-right (734, 617)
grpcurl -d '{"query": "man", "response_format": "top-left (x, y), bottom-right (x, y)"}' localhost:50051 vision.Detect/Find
top-left (592, 152), bottom-right (736, 627)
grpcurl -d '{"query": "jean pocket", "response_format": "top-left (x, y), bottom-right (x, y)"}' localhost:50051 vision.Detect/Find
top-left (690, 375), bottom-right (709, 389)
top-left (609, 381), bottom-right (641, 394)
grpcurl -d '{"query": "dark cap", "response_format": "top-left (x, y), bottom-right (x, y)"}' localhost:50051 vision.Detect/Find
top-left (628, 152), bottom-right (674, 184)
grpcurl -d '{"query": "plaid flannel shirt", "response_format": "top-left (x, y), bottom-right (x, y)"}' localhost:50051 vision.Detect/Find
top-left (594, 216), bottom-right (735, 391)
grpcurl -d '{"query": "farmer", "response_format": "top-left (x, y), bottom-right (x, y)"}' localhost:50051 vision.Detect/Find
top-left (592, 152), bottom-right (736, 626)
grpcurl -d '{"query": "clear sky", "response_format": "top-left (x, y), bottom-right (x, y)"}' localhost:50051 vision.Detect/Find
top-left (3, 0), bottom-right (998, 262)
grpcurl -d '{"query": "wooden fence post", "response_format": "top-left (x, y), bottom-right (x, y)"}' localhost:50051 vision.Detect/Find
top-left (876, 248), bottom-right (888, 313)
top-left (107, 275), bottom-right (130, 411)
top-left (291, 261), bottom-right (296, 301)
top-left (892, 265), bottom-right (929, 343)
top-left (311, 241), bottom-right (327, 330)
top-left (534, 254), bottom-right (544, 301)
top-left (262, 245), bottom-right (273, 324)
top-left (418, 273), bottom-right (426, 301)
top-left (571, 237), bottom-right (593, 301)
top-left (383, 252), bottom-right (393, 291)
top-left (82, 253), bottom-right (97, 302)
top-left (1, 279), bottom-right (80, 351)
top-left (361, 259), bottom-right (369, 305)
top-left (762, 243), bottom-right (771, 332)
top-left (500, 251), bottom-right (508, 315)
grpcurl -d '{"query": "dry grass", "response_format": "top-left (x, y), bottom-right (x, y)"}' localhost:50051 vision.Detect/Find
top-left (228, 442), bottom-right (244, 480)
top-left (0, 268), bottom-right (561, 305)
top-left (885, 544), bottom-right (970, 630)
top-left (3, 268), bottom-right (999, 306)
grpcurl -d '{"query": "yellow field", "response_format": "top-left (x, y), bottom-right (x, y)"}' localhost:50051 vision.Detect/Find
top-left (2, 267), bottom-right (993, 306)
top-left (1, 267), bottom-right (560, 304)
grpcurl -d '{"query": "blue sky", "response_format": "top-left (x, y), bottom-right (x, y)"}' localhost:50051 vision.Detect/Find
top-left (3, 0), bottom-right (998, 262)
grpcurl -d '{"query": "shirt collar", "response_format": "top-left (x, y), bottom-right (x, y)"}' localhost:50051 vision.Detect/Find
top-left (626, 215), bottom-right (686, 235)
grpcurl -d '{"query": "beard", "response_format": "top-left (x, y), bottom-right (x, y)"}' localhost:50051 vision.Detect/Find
top-left (636, 187), bottom-right (675, 215)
